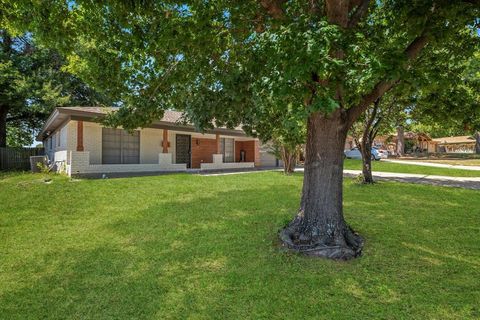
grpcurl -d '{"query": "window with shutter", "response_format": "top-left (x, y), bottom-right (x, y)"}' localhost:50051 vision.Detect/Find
top-left (102, 128), bottom-right (140, 164)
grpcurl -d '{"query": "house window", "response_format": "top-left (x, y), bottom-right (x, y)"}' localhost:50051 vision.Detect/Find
top-left (102, 128), bottom-right (140, 164)
top-left (220, 138), bottom-right (234, 163)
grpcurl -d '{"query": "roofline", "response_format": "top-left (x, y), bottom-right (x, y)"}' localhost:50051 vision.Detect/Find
top-left (433, 141), bottom-right (476, 145)
top-left (37, 107), bottom-right (248, 140)
top-left (36, 108), bottom-right (60, 141)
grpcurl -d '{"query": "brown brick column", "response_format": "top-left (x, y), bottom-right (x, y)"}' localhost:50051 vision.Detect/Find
top-left (162, 129), bottom-right (169, 153)
top-left (76, 121), bottom-right (84, 151)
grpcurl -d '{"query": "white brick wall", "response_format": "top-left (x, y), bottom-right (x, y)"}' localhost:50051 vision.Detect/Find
top-left (83, 122), bottom-right (102, 164)
top-left (200, 154), bottom-right (254, 170)
top-left (66, 151), bottom-right (187, 176)
top-left (141, 128), bottom-right (163, 164)
top-left (66, 121), bottom-right (77, 151)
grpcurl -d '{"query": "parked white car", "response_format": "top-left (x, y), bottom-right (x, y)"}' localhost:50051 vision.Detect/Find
top-left (344, 147), bottom-right (387, 161)
top-left (375, 148), bottom-right (389, 159)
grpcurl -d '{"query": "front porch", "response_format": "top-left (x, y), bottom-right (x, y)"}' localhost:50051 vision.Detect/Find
top-left (52, 119), bottom-right (260, 176)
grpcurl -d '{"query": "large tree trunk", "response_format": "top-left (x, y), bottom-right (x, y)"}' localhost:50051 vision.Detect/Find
top-left (396, 126), bottom-right (404, 156)
top-left (0, 106), bottom-right (8, 148)
top-left (280, 111), bottom-right (363, 260)
top-left (360, 137), bottom-right (374, 184)
top-left (475, 132), bottom-right (480, 154)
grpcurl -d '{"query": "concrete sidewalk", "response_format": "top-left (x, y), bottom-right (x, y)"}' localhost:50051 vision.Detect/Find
top-left (203, 167), bottom-right (480, 190)
top-left (342, 169), bottom-right (480, 190)
top-left (384, 159), bottom-right (480, 171)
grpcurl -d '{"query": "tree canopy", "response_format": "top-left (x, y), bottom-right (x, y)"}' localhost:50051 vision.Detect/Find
top-left (2, 1), bottom-right (478, 137)
top-left (410, 50), bottom-right (480, 137)
top-left (0, 30), bottom-right (108, 147)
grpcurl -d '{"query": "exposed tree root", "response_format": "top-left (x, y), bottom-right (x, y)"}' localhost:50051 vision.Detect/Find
top-left (279, 216), bottom-right (364, 260)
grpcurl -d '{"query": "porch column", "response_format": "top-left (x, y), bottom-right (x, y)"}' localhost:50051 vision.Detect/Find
top-left (162, 129), bottom-right (169, 153)
top-left (254, 140), bottom-right (261, 167)
top-left (76, 121), bottom-right (84, 151)
top-left (216, 133), bottom-right (221, 154)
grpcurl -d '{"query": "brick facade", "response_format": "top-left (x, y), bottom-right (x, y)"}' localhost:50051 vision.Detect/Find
top-left (235, 140), bottom-right (260, 165)
top-left (191, 137), bottom-right (217, 169)
top-left (50, 118), bottom-right (261, 175)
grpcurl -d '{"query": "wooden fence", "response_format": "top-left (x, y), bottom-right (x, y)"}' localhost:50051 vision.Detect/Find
top-left (0, 147), bottom-right (45, 171)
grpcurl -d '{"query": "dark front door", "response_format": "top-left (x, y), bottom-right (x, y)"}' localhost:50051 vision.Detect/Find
top-left (176, 134), bottom-right (191, 168)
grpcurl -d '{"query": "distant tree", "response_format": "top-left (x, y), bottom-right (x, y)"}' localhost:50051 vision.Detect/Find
top-left (258, 108), bottom-right (306, 174)
top-left (351, 85), bottom-right (409, 183)
top-left (351, 99), bottom-right (393, 183)
top-left (4, 1), bottom-right (479, 259)
top-left (410, 51), bottom-right (480, 151)
top-left (0, 30), bottom-right (108, 147)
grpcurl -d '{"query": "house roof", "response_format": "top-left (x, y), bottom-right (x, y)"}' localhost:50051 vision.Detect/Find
top-left (392, 132), bottom-right (433, 142)
top-left (432, 135), bottom-right (476, 145)
top-left (56, 106), bottom-right (185, 123)
top-left (37, 106), bottom-right (247, 141)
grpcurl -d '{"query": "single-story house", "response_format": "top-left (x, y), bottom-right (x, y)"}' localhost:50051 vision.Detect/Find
top-left (390, 132), bottom-right (437, 154)
top-left (432, 136), bottom-right (476, 153)
top-left (38, 107), bottom-right (276, 176)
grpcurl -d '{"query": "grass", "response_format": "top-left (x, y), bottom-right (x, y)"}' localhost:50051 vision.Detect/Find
top-left (1, 172), bottom-right (479, 319)
top-left (344, 159), bottom-right (480, 177)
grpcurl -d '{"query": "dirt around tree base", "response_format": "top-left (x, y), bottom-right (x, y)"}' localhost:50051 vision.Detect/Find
top-left (279, 222), bottom-right (364, 260)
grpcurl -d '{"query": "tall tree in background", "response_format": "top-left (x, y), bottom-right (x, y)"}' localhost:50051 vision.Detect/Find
top-left (4, 1), bottom-right (479, 259)
top-left (410, 50), bottom-right (480, 152)
top-left (0, 30), bottom-right (107, 147)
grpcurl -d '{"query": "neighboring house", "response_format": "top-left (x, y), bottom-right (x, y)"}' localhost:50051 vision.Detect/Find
top-left (347, 132), bottom-right (437, 155)
top-left (390, 132), bottom-right (437, 154)
top-left (432, 136), bottom-right (476, 153)
top-left (38, 107), bottom-right (270, 176)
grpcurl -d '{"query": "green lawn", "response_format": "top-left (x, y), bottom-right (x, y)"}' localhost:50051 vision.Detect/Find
top-left (344, 159), bottom-right (480, 177)
top-left (1, 172), bottom-right (479, 319)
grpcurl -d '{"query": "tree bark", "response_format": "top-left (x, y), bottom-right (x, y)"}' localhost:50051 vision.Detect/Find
top-left (358, 100), bottom-right (381, 184)
top-left (280, 110), bottom-right (363, 260)
top-left (396, 126), bottom-right (404, 156)
top-left (475, 132), bottom-right (480, 154)
top-left (360, 137), bottom-right (374, 183)
top-left (0, 106), bottom-right (8, 148)
top-left (281, 146), bottom-right (297, 175)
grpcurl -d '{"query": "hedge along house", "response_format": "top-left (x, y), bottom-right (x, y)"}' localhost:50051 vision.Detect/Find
top-left (38, 107), bottom-right (261, 176)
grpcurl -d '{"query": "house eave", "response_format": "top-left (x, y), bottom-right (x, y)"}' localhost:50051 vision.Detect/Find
top-left (37, 107), bottom-right (249, 140)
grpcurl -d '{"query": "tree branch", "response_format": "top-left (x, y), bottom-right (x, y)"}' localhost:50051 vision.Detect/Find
top-left (346, 32), bottom-right (429, 127)
top-left (259, 0), bottom-right (286, 20)
top-left (362, 99), bottom-right (379, 146)
top-left (347, 0), bottom-right (370, 28)
top-left (325, 0), bottom-right (349, 28)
